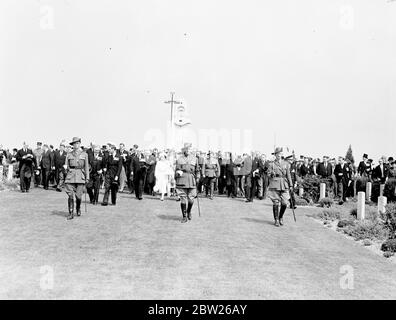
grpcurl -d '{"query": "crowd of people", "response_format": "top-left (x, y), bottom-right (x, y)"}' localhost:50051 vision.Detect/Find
top-left (1, 141), bottom-right (396, 213)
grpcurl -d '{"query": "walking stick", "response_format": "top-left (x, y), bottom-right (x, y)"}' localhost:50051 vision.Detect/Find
top-left (85, 178), bottom-right (87, 213)
top-left (196, 191), bottom-right (201, 217)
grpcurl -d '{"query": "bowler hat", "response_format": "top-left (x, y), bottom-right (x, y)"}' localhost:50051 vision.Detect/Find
top-left (271, 147), bottom-right (283, 155)
top-left (69, 137), bottom-right (81, 145)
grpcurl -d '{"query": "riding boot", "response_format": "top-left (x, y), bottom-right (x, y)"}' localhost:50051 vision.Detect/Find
top-left (187, 201), bottom-right (193, 220)
top-left (76, 198), bottom-right (81, 216)
top-left (279, 204), bottom-right (287, 226)
top-left (273, 204), bottom-right (279, 227)
top-left (180, 203), bottom-right (188, 223)
top-left (67, 198), bottom-right (74, 220)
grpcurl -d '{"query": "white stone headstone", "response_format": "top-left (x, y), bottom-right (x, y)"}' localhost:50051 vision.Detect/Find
top-left (7, 165), bottom-right (13, 181)
top-left (366, 182), bottom-right (372, 201)
top-left (357, 191), bottom-right (365, 220)
top-left (377, 196), bottom-right (387, 215)
top-left (380, 184), bottom-right (385, 197)
top-left (320, 183), bottom-right (326, 199)
top-left (299, 187), bottom-right (304, 197)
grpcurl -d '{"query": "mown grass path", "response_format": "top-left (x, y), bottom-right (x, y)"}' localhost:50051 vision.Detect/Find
top-left (1, 188), bottom-right (395, 299)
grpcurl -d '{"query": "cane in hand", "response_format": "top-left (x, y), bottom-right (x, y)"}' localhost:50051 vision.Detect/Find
top-left (85, 178), bottom-right (88, 213)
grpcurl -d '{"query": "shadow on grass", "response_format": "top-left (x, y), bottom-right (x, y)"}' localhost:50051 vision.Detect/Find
top-left (241, 217), bottom-right (275, 226)
top-left (51, 210), bottom-right (68, 218)
top-left (157, 214), bottom-right (181, 221)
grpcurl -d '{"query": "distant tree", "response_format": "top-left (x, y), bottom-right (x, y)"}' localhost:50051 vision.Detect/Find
top-left (345, 145), bottom-right (355, 164)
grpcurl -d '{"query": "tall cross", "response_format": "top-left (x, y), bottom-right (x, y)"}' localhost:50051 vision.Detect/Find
top-left (164, 92), bottom-right (182, 122)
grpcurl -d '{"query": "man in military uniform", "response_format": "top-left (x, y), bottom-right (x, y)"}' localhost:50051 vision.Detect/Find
top-left (267, 147), bottom-right (293, 227)
top-left (175, 144), bottom-right (201, 223)
top-left (64, 137), bottom-right (90, 220)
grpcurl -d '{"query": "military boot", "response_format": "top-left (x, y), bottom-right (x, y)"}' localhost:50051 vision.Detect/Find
top-left (187, 202), bottom-right (193, 220)
top-left (279, 204), bottom-right (287, 226)
top-left (67, 198), bottom-right (74, 220)
top-left (76, 198), bottom-right (81, 216)
top-left (273, 204), bottom-right (279, 227)
top-left (180, 203), bottom-right (188, 223)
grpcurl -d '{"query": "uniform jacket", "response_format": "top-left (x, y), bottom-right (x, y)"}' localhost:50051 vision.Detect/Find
top-left (267, 159), bottom-right (293, 191)
top-left (203, 157), bottom-right (220, 178)
top-left (175, 154), bottom-right (200, 188)
top-left (104, 151), bottom-right (123, 178)
top-left (130, 153), bottom-right (148, 178)
top-left (233, 156), bottom-right (244, 176)
top-left (65, 148), bottom-right (90, 184)
top-left (54, 150), bottom-right (67, 168)
top-left (33, 148), bottom-right (43, 168)
top-left (90, 152), bottom-right (105, 177)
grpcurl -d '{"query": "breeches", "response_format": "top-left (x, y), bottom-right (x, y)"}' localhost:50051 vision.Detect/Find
top-left (176, 187), bottom-right (196, 204)
top-left (268, 189), bottom-right (290, 206)
top-left (65, 183), bottom-right (84, 200)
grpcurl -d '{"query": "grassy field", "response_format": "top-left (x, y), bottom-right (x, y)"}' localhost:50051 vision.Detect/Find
top-left (1, 188), bottom-right (396, 299)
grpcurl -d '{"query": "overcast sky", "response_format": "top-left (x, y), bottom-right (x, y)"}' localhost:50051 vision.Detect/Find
top-left (0, 0), bottom-right (395, 160)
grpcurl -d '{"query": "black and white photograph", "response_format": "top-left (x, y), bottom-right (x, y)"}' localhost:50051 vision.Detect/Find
top-left (1, 0), bottom-right (396, 306)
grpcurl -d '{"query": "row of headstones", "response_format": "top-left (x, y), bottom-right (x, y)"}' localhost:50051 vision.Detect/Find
top-left (0, 165), bottom-right (14, 181)
top-left (317, 182), bottom-right (387, 220)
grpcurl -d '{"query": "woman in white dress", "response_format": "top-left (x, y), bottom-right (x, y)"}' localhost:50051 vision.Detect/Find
top-left (154, 152), bottom-right (173, 201)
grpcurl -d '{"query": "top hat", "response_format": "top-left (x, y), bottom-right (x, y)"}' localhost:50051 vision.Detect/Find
top-left (271, 147), bottom-right (283, 155)
top-left (69, 137), bottom-right (81, 145)
top-left (363, 153), bottom-right (368, 159)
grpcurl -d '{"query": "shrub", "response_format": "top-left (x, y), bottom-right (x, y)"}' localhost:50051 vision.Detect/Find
top-left (384, 179), bottom-right (396, 203)
top-left (294, 196), bottom-right (309, 206)
top-left (337, 219), bottom-right (355, 228)
top-left (318, 197), bottom-right (334, 208)
top-left (381, 239), bottom-right (396, 252)
top-left (301, 176), bottom-right (333, 203)
top-left (383, 251), bottom-right (394, 258)
top-left (382, 203), bottom-right (396, 239)
top-left (363, 239), bottom-right (371, 246)
top-left (318, 208), bottom-right (342, 221)
top-left (349, 205), bottom-right (378, 221)
top-left (343, 219), bottom-right (389, 241)
top-left (0, 179), bottom-right (19, 191)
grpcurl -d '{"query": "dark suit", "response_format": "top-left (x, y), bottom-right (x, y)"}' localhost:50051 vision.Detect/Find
top-left (102, 151), bottom-right (123, 205)
top-left (40, 150), bottom-right (54, 189)
top-left (299, 163), bottom-right (310, 177)
top-left (130, 153), bottom-right (148, 199)
top-left (373, 164), bottom-right (388, 184)
top-left (249, 157), bottom-right (264, 201)
top-left (87, 151), bottom-right (105, 204)
top-left (317, 162), bottom-right (333, 178)
top-left (16, 148), bottom-right (36, 192)
top-left (334, 163), bottom-right (351, 201)
top-left (54, 149), bottom-right (67, 188)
